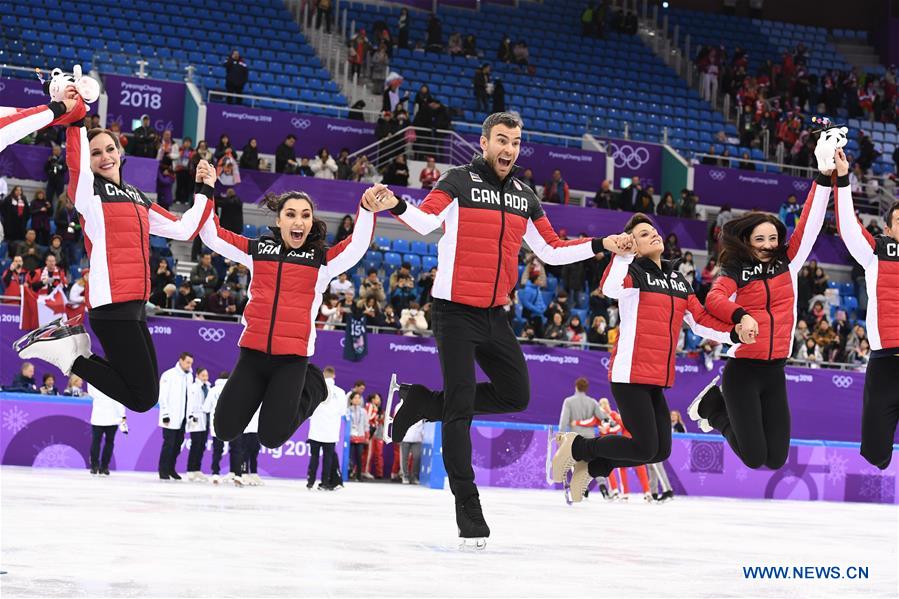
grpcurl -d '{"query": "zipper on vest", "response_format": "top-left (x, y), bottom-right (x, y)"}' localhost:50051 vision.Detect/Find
top-left (132, 201), bottom-right (148, 300)
top-left (489, 178), bottom-right (510, 307)
top-left (665, 293), bottom-right (675, 387)
top-left (763, 277), bottom-right (774, 360)
top-left (267, 251), bottom-right (285, 354)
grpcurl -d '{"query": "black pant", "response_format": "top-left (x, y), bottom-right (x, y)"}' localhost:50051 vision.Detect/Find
top-left (350, 442), bottom-right (365, 478)
top-left (575, 383), bottom-right (672, 479)
top-left (187, 429), bottom-right (208, 472)
top-left (417, 299), bottom-right (530, 501)
top-left (307, 439), bottom-right (335, 485)
top-left (214, 348), bottom-right (326, 448)
top-left (861, 355), bottom-right (899, 469)
top-left (709, 358), bottom-right (790, 470)
top-left (159, 419), bottom-right (186, 476)
top-left (90, 425), bottom-right (117, 469)
top-left (225, 83), bottom-right (243, 104)
top-left (73, 311), bottom-right (160, 413)
top-left (328, 446), bottom-right (342, 486)
top-left (46, 178), bottom-right (65, 206)
top-left (242, 432), bottom-right (260, 474)
top-left (211, 436), bottom-right (243, 475)
top-left (175, 170), bottom-right (192, 205)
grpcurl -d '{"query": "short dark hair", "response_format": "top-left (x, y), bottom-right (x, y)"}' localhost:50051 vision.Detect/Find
top-left (353, 380), bottom-right (366, 388)
top-left (196, 367), bottom-right (208, 376)
top-left (624, 213), bottom-right (654, 234)
top-left (886, 200), bottom-right (899, 229)
top-left (179, 352), bottom-right (194, 360)
top-left (219, 371), bottom-right (230, 379)
top-left (43, 373), bottom-right (54, 384)
top-left (367, 268), bottom-right (378, 276)
top-left (401, 262), bottom-right (411, 270)
top-left (574, 377), bottom-right (589, 392)
top-left (482, 112), bottom-right (523, 139)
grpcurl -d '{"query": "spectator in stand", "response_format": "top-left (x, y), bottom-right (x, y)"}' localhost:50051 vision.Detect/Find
top-left (14, 230), bottom-right (44, 272)
top-left (275, 135), bottom-right (298, 174)
top-left (806, 300), bottom-right (828, 328)
top-left (543, 169), bottom-right (570, 205)
top-left (224, 262), bottom-right (250, 305)
top-left (426, 13), bottom-right (443, 52)
top-left (335, 148), bottom-right (354, 180)
top-left (348, 28), bottom-right (370, 79)
top-left (28, 190), bottom-right (52, 246)
top-left (779, 194), bottom-right (801, 229)
top-left (352, 155), bottom-right (378, 183)
top-left (812, 319), bottom-right (839, 363)
top-left (792, 320), bottom-right (810, 357)
top-left (391, 273), bottom-right (417, 312)
top-left (213, 135), bottom-right (233, 163)
top-left (662, 233), bottom-right (682, 261)
top-left (589, 284), bottom-right (611, 322)
top-left (1, 186), bottom-right (29, 243)
top-left (315, 0), bottom-right (333, 33)
top-left (190, 140), bottom-right (212, 181)
top-left (1, 256), bottom-right (27, 304)
top-left (329, 272), bottom-right (354, 297)
top-left (53, 197), bottom-right (82, 267)
top-left (130, 115), bottom-right (158, 158)
top-left (63, 374), bottom-right (85, 396)
top-left (680, 189), bottom-right (698, 219)
top-left (207, 285), bottom-right (238, 318)
top-left (311, 148), bottom-right (338, 179)
top-left (738, 151), bottom-right (755, 171)
top-left (655, 192), bottom-right (677, 216)
top-left (383, 72), bottom-right (408, 114)
top-left (593, 180), bottom-right (615, 209)
top-left (797, 337), bottom-right (823, 366)
top-left (151, 258), bottom-right (175, 295)
top-left (618, 176), bottom-right (641, 212)
top-left (679, 251), bottom-right (696, 285)
top-left (239, 138), bottom-right (259, 171)
top-left (376, 304), bottom-right (398, 331)
top-left (587, 315), bottom-right (609, 346)
top-left (701, 145), bottom-right (719, 165)
top-left (334, 215), bottom-right (354, 244)
top-left (156, 130), bottom-right (178, 162)
top-left (418, 266), bottom-right (437, 305)
top-left (634, 191), bottom-right (654, 213)
top-left (224, 50), bottom-right (249, 104)
top-left (400, 302), bottom-right (429, 336)
top-left (39, 373), bottom-right (59, 395)
top-left (191, 253), bottom-right (219, 297)
top-left (398, 8), bottom-right (410, 49)
top-left (150, 283), bottom-right (177, 312)
top-left (520, 168), bottom-right (537, 193)
top-left (297, 157), bottom-right (315, 177)
top-left (382, 154), bottom-right (410, 186)
top-left (9, 362), bottom-right (38, 393)
top-left (512, 41), bottom-right (530, 68)
top-left (566, 315), bottom-right (586, 345)
top-left (543, 311), bottom-right (566, 342)
top-left (497, 36), bottom-right (513, 62)
top-left (474, 64), bottom-right (491, 112)
top-left (44, 145), bottom-right (67, 207)
top-left (463, 34), bottom-right (479, 58)
top-left (174, 138), bottom-right (194, 205)
top-left (360, 270), bottom-right (386, 307)
top-left (29, 253), bottom-right (67, 294)
top-left (447, 32), bottom-right (463, 56)
top-left (419, 156), bottom-right (441, 190)
top-left (68, 270), bottom-right (88, 307)
top-left (214, 188), bottom-right (244, 235)
top-left (155, 157), bottom-right (176, 210)
top-left (848, 338), bottom-right (872, 366)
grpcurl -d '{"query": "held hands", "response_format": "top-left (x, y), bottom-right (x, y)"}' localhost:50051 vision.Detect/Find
top-left (602, 233), bottom-right (635, 256)
top-left (361, 184), bottom-right (399, 212)
top-left (736, 314), bottom-right (759, 344)
top-left (834, 148), bottom-right (849, 177)
top-left (195, 160), bottom-right (217, 187)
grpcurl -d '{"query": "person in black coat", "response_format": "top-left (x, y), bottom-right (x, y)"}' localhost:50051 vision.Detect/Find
top-left (8, 362), bottom-right (39, 393)
top-left (44, 145), bottom-right (67, 207)
top-left (491, 79), bottom-right (506, 113)
top-left (215, 188), bottom-right (244, 234)
top-left (275, 135), bottom-right (298, 174)
top-left (239, 138), bottom-right (259, 170)
top-left (130, 115), bottom-right (158, 158)
top-left (617, 176), bottom-right (642, 212)
top-left (224, 50), bottom-right (249, 104)
top-left (381, 154), bottom-right (410, 186)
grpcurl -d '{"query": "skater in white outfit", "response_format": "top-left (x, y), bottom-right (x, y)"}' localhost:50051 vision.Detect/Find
top-left (185, 368), bottom-right (211, 482)
top-left (157, 353), bottom-right (195, 481)
top-left (203, 372), bottom-right (243, 485)
top-left (307, 366), bottom-right (346, 490)
top-left (241, 408), bottom-right (263, 486)
top-left (88, 384), bottom-right (126, 475)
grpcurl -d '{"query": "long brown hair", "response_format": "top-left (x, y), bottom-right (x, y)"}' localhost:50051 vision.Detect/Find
top-left (718, 212), bottom-right (788, 269)
top-left (260, 191), bottom-right (328, 252)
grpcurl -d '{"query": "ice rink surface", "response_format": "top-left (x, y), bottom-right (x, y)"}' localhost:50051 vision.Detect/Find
top-left (1, 466), bottom-right (897, 598)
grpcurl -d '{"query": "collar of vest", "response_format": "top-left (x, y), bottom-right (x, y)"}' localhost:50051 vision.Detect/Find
top-left (636, 256), bottom-right (678, 276)
top-left (469, 154), bottom-right (519, 187)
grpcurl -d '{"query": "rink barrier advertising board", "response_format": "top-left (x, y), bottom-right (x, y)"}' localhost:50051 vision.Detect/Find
top-left (104, 74), bottom-right (186, 137)
top-left (0, 395), bottom-right (895, 504)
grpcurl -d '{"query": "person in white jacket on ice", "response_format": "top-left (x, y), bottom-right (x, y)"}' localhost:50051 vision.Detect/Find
top-left (241, 407), bottom-right (262, 486)
top-left (203, 372), bottom-right (243, 485)
top-left (185, 367), bottom-right (211, 482)
top-left (89, 383), bottom-right (127, 475)
top-left (306, 366), bottom-right (346, 490)
top-left (157, 352), bottom-right (194, 480)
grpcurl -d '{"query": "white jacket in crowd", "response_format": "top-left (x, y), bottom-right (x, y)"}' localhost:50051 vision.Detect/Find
top-left (202, 378), bottom-right (229, 438)
top-left (308, 377), bottom-right (346, 443)
top-left (89, 384), bottom-right (125, 426)
top-left (186, 379), bottom-right (212, 433)
top-left (157, 362), bottom-right (194, 430)
top-left (311, 155), bottom-right (338, 179)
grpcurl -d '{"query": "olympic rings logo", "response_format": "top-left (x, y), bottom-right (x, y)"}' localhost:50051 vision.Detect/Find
top-left (290, 118), bottom-right (312, 130)
top-left (608, 143), bottom-right (650, 170)
top-left (518, 146), bottom-right (535, 157)
top-left (600, 357), bottom-right (610, 370)
top-left (0, 82), bottom-right (6, 93)
top-left (709, 169), bottom-right (727, 181)
top-left (198, 327), bottom-right (226, 342)
top-left (792, 180), bottom-right (810, 191)
top-left (831, 375), bottom-right (853, 389)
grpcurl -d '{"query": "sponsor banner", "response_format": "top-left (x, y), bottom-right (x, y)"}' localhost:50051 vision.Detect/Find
top-left (105, 74), bottom-right (186, 137)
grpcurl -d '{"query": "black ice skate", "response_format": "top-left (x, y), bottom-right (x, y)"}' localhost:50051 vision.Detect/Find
top-left (383, 373), bottom-right (441, 443)
top-left (456, 495), bottom-right (490, 551)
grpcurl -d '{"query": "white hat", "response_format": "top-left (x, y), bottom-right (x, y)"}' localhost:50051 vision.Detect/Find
top-left (385, 71), bottom-right (403, 84)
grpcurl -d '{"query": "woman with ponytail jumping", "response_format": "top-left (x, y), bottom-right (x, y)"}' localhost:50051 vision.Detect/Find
top-left (195, 185), bottom-right (392, 448)
top-left (688, 147), bottom-right (848, 470)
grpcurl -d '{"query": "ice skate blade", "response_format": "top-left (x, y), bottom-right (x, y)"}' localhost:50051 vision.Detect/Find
top-left (562, 469), bottom-right (574, 506)
top-left (382, 372), bottom-right (402, 443)
top-left (458, 537), bottom-right (487, 551)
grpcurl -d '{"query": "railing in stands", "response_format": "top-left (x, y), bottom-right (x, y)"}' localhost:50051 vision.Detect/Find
top-left (346, 125), bottom-right (480, 171)
top-left (204, 89), bottom-right (383, 121)
top-left (0, 295), bottom-right (866, 371)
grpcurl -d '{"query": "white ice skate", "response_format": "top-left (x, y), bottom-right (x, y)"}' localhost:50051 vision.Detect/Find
top-left (250, 473), bottom-right (263, 486)
top-left (14, 315), bottom-right (91, 375)
top-left (550, 433), bottom-right (578, 483)
top-left (211, 474), bottom-right (221, 485)
top-left (382, 372), bottom-right (402, 443)
top-left (565, 461), bottom-right (591, 505)
top-left (688, 375), bottom-right (720, 433)
top-left (233, 475), bottom-right (247, 487)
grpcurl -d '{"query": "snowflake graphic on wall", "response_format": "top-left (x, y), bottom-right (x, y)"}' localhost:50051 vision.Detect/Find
top-left (825, 451), bottom-right (848, 486)
top-left (496, 441), bottom-right (548, 488)
top-left (2, 405), bottom-right (30, 434)
top-left (735, 467), bottom-right (748, 482)
top-left (32, 437), bottom-right (83, 469)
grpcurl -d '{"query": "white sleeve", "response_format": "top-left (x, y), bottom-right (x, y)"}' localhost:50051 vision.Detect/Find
top-left (322, 208), bottom-right (375, 278)
top-left (148, 190), bottom-right (214, 241)
top-left (600, 254), bottom-right (637, 299)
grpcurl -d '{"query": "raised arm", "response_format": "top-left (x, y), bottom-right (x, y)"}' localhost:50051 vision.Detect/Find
top-left (523, 211), bottom-right (601, 265)
top-left (387, 188), bottom-right (453, 235)
top-left (148, 182), bottom-right (215, 241)
top-left (198, 211), bottom-right (254, 270)
top-left (599, 254), bottom-right (637, 299)
top-left (0, 103), bottom-right (63, 152)
top-left (323, 206), bottom-right (376, 278)
top-left (786, 172), bottom-right (840, 272)
top-left (834, 175), bottom-right (876, 268)
top-left (65, 126), bottom-right (101, 215)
